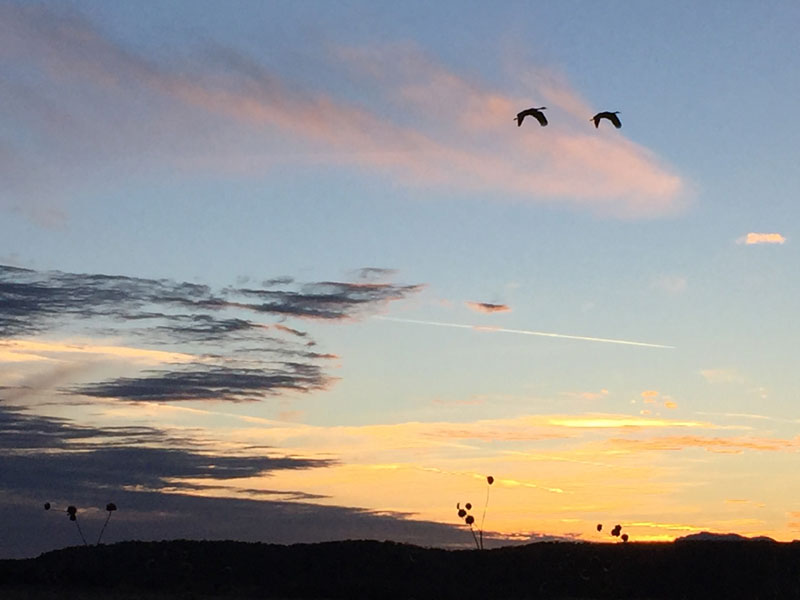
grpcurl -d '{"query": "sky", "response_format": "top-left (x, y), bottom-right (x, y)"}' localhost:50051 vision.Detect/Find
top-left (2, 0), bottom-right (800, 558)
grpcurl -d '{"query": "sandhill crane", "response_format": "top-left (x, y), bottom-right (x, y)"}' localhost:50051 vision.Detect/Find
top-left (591, 111), bottom-right (622, 129)
top-left (515, 107), bottom-right (548, 127)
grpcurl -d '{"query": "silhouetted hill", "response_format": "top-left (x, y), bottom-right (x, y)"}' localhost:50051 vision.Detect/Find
top-left (2, 538), bottom-right (800, 599)
top-left (676, 531), bottom-right (777, 542)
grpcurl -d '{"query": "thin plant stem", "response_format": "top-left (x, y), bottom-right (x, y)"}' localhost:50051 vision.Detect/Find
top-left (96, 511), bottom-right (113, 545)
top-left (479, 485), bottom-right (491, 550)
top-left (73, 519), bottom-right (88, 546)
top-left (469, 524), bottom-right (480, 550)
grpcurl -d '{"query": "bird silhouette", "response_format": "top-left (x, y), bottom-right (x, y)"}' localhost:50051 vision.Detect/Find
top-left (590, 111), bottom-right (622, 129)
top-left (515, 107), bottom-right (548, 127)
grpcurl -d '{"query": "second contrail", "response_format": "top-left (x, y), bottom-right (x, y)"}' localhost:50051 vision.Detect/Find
top-left (375, 316), bottom-right (674, 349)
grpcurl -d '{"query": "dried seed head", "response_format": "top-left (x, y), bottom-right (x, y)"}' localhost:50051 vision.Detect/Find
top-left (621, 534), bottom-right (629, 542)
top-left (106, 503), bottom-right (117, 512)
top-left (66, 505), bottom-right (77, 516)
top-left (458, 508), bottom-right (467, 518)
top-left (465, 502), bottom-right (472, 510)
top-left (44, 502), bottom-right (51, 511)
top-left (465, 515), bottom-right (475, 525)
top-left (487, 476), bottom-right (494, 485)
top-left (596, 524), bottom-right (602, 532)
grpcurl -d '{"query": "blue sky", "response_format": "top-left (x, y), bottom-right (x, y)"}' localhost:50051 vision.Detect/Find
top-left (2, 1), bottom-right (800, 557)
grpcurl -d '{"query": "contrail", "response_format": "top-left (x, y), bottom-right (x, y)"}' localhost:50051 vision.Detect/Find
top-left (374, 316), bottom-right (674, 349)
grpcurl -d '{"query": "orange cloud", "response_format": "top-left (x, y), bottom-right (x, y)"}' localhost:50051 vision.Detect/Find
top-left (700, 368), bottom-right (745, 384)
top-left (573, 389), bottom-right (609, 400)
top-left (84, 400), bottom-right (800, 542)
top-left (738, 232), bottom-right (787, 245)
top-left (641, 390), bottom-right (659, 403)
top-left (547, 416), bottom-right (706, 429)
top-left (606, 435), bottom-right (800, 454)
top-left (465, 301), bottom-right (511, 314)
top-left (725, 499), bottom-right (766, 508)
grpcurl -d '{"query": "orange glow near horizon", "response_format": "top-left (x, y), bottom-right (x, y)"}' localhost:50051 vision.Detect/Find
top-left (135, 407), bottom-right (800, 543)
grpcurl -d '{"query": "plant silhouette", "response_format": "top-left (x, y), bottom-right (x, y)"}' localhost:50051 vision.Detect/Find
top-left (97, 502), bottom-right (118, 544)
top-left (44, 501), bottom-right (118, 546)
top-left (597, 522), bottom-right (630, 542)
top-left (455, 475), bottom-right (494, 549)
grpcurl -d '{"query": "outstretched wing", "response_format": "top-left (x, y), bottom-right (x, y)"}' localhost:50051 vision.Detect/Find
top-left (517, 108), bottom-right (547, 127)
top-left (608, 113), bottom-right (622, 128)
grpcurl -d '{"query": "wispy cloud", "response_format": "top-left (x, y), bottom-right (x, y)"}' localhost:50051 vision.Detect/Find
top-left (700, 368), bottom-right (746, 384)
top-left (606, 434), bottom-right (800, 454)
top-left (0, 265), bottom-right (420, 334)
top-left (651, 274), bottom-right (687, 294)
top-left (220, 412), bottom-right (734, 459)
top-left (1, 4), bottom-right (686, 222)
top-left (725, 499), bottom-right (766, 508)
top-left (71, 364), bottom-right (331, 403)
top-left (696, 411), bottom-right (800, 425)
top-left (335, 45), bottom-right (686, 218)
top-left (546, 416), bottom-right (707, 429)
top-left (465, 301), bottom-right (511, 314)
top-left (641, 390), bottom-right (660, 403)
top-left (565, 389), bottom-right (609, 401)
top-left (0, 339), bottom-right (195, 364)
top-left (737, 233), bottom-right (787, 245)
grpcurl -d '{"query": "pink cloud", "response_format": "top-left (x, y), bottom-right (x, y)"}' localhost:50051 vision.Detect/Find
top-left (2, 6), bottom-right (687, 220)
top-left (465, 301), bottom-right (511, 314)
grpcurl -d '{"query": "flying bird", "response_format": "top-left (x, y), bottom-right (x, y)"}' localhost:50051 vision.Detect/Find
top-left (516, 107), bottom-right (548, 127)
top-left (591, 111), bottom-right (622, 129)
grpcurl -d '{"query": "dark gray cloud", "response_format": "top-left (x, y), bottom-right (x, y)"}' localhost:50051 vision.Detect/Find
top-left (0, 264), bottom-right (420, 403)
top-left (0, 404), bottom-right (333, 504)
top-left (0, 264), bottom-right (420, 335)
top-left (4, 487), bottom-right (493, 559)
top-left (261, 276), bottom-right (294, 287)
top-left (4, 446), bottom-right (327, 492)
top-left (70, 364), bottom-right (331, 403)
top-left (465, 301), bottom-right (512, 314)
top-left (352, 267), bottom-right (398, 281)
top-left (230, 281), bottom-right (423, 320)
top-left (0, 265), bottom-right (210, 338)
top-left (0, 404), bottom-right (167, 449)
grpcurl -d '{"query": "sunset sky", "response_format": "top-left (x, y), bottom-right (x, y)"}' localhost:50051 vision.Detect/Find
top-left (3, 1), bottom-right (800, 558)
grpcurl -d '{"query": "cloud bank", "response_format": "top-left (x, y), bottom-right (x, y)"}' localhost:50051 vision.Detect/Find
top-left (0, 405), bottom-right (488, 558)
top-left (1, 264), bottom-right (421, 404)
